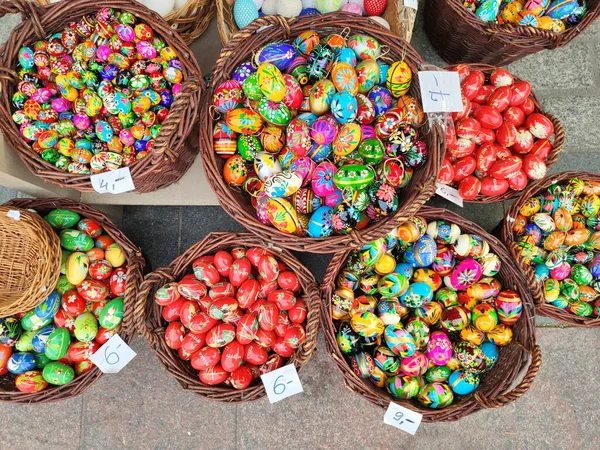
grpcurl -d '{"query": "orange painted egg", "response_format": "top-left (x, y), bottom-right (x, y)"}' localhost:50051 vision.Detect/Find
top-left (223, 155), bottom-right (248, 186)
top-left (225, 108), bottom-right (263, 135)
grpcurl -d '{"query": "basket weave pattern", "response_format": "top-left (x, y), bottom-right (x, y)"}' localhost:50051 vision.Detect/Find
top-left (0, 0), bottom-right (204, 193)
top-left (321, 206), bottom-right (541, 422)
top-left (135, 232), bottom-right (320, 403)
top-left (501, 171), bottom-right (600, 327)
top-left (0, 198), bottom-right (145, 403)
top-left (202, 13), bottom-right (444, 254)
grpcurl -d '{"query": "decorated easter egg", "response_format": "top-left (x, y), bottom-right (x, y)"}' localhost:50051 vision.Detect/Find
top-left (264, 171), bottom-right (302, 198)
top-left (378, 273), bottom-right (409, 297)
top-left (266, 197), bottom-right (303, 235)
top-left (453, 341), bottom-right (486, 374)
top-left (226, 108), bottom-right (263, 135)
top-left (418, 382), bottom-right (454, 409)
top-left (257, 63), bottom-right (286, 102)
top-left (309, 79), bottom-right (336, 115)
top-left (441, 306), bottom-right (470, 332)
top-left (257, 42), bottom-right (296, 70)
top-left (307, 206), bottom-right (334, 238)
top-left (336, 322), bottom-right (361, 354)
top-left (351, 351), bottom-right (375, 378)
top-left (448, 370), bottom-right (480, 395)
top-left (356, 59), bottom-right (380, 94)
top-left (495, 290), bottom-right (523, 325)
top-left (400, 351), bottom-right (428, 376)
top-left (386, 61), bottom-right (412, 98)
top-left (400, 282), bottom-right (433, 308)
top-left (35, 291), bottom-right (62, 322)
top-left (348, 34), bottom-right (381, 60)
top-left (254, 152), bottom-right (282, 181)
top-left (449, 258), bottom-right (483, 290)
top-left (306, 44), bottom-right (335, 80)
top-left (331, 91), bottom-right (358, 123)
top-left (471, 303), bottom-right (499, 332)
top-left (15, 370), bottom-right (48, 393)
top-left (256, 97), bottom-right (291, 126)
top-left (480, 341), bottom-right (499, 369)
top-left (387, 375), bottom-right (421, 399)
top-left (426, 330), bottom-right (452, 366)
top-left (373, 345), bottom-right (400, 373)
top-left (333, 163), bottom-right (375, 192)
top-left (333, 123), bottom-right (362, 156)
top-left (213, 80), bottom-right (243, 114)
top-left (384, 324), bottom-right (416, 357)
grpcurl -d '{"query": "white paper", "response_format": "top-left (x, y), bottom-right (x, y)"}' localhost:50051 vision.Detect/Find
top-left (90, 334), bottom-right (136, 374)
top-left (404, 0), bottom-right (418, 10)
top-left (436, 182), bottom-right (464, 207)
top-left (260, 364), bottom-right (303, 404)
top-left (384, 402), bottom-right (423, 435)
top-left (91, 167), bottom-right (135, 194)
top-left (418, 71), bottom-right (463, 113)
top-left (7, 210), bottom-right (20, 220)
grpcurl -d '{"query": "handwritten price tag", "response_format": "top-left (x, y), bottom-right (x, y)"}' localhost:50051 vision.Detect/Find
top-left (90, 167), bottom-right (135, 194)
top-left (260, 364), bottom-right (303, 404)
top-left (90, 334), bottom-right (136, 374)
top-left (6, 210), bottom-right (21, 220)
top-left (418, 71), bottom-right (463, 113)
top-left (384, 402), bottom-right (423, 435)
top-left (436, 182), bottom-right (464, 207)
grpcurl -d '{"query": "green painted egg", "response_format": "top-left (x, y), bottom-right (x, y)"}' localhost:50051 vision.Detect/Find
top-left (45, 209), bottom-right (81, 228)
top-left (386, 375), bottom-right (421, 399)
top-left (425, 365), bottom-right (452, 383)
top-left (56, 275), bottom-right (75, 294)
top-left (60, 229), bottom-right (94, 251)
top-left (242, 72), bottom-right (263, 100)
top-left (15, 330), bottom-right (36, 352)
top-left (42, 362), bottom-right (75, 386)
top-left (333, 164), bottom-right (375, 191)
top-left (99, 298), bottom-right (124, 330)
top-left (45, 328), bottom-right (70, 360)
top-left (34, 352), bottom-right (52, 369)
top-left (66, 252), bottom-right (89, 286)
top-left (572, 264), bottom-right (593, 285)
top-left (60, 249), bottom-right (71, 275)
top-left (20, 311), bottom-right (52, 332)
top-left (357, 138), bottom-right (385, 165)
top-left (237, 134), bottom-right (262, 161)
top-left (74, 312), bottom-right (98, 343)
top-left (417, 382), bottom-right (454, 408)
top-left (570, 300), bottom-right (593, 316)
top-left (256, 97), bottom-right (291, 126)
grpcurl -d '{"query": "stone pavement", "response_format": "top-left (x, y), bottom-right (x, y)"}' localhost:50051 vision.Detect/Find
top-left (1, 3), bottom-right (600, 450)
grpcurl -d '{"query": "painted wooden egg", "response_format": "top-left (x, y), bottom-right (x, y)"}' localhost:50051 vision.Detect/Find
top-left (307, 205), bottom-right (334, 238)
top-left (395, 95), bottom-right (425, 127)
top-left (448, 370), bottom-right (479, 395)
top-left (236, 134), bottom-right (261, 161)
top-left (471, 303), bottom-right (498, 332)
top-left (333, 164), bottom-right (375, 192)
top-left (495, 290), bottom-right (523, 325)
top-left (42, 362), bottom-right (74, 386)
top-left (232, 61), bottom-right (256, 83)
top-left (409, 235), bottom-right (438, 268)
top-left (355, 93), bottom-right (376, 124)
top-left (440, 305), bottom-right (470, 332)
top-left (400, 282), bottom-right (434, 309)
top-left (266, 197), bottom-right (302, 235)
top-left (311, 162), bottom-right (337, 197)
top-left (64, 252), bottom-right (88, 286)
top-left (286, 118), bottom-right (312, 156)
top-left (387, 374), bottom-right (420, 399)
top-left (332, 123), bottom-right (362, 157)
top-left (400, 351), bottom-right (428, 376)
top-left (257, 63), bottom-right (286, 102)
top-left (213, 121), bottom-right (237, 159)
top-left (292, 187), bottom-right (321, 215)
top-left (35, 291), bottom-right (62, 322)
top-left (310, 116), bottom-right (338, 146)
top-left (294, 31), bottom-right (320, 57)
top-left (264, 171), bottom-right (302, 198)
top-left (351, 311), bottom-right (385, 338)
top-left (386, 61), bottom-right (412, 98)
top-left (350, 351), bottom-right (375, 378)
top-left (356, 59), bottom-right (380, 94)
top-left (223, 155), bottom-right (247, 186)
top-left (358, 138), bottom-right (385, 165)
top-left (373, 345), bottom-right (399, 373)
top-left (225, 108), bottom-right (263, 135)
top-left (15, 370), bottom-right (48, 393)
top-left (432, 246), bottom-right (456, 276)
top-left (486, 324), bottom-right (512, 346)
top-left (257, 43), bottom-right (296, 70)
top-left (330, 91), bottom-right (358, 124)
top-left (309, 79), bottom-right (335, 115)
top-left (257, 124), bottom-right (283, 153)
top-left (306, 44), bottom-right (335, 80)
top-left (448, 258), bottom-right (483, 290)
top-left (281, 74), bottom-right (302, 110)
top-left (256, 97), bottom-right (291, 126)
top-left (77, 279), bottom-right (109, 302)
top-left (243, 73), bottom-right (263, 101)
top-left (44, 327), bottom-right (70, 360)
top-left (213, 80), bottom-right (243, 114)
top-left (384, 324), bottom-right (416, 357)
top-left (331, 62), bottom-right (359, 95)
top-left (73, 312), bottom-right (98, 343)
top-left (253, 151), bottom-right (281, 182)
top-left (348, 34), bottom-right (381, 60)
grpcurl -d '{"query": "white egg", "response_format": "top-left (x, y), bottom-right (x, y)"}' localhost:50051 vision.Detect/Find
top-left (369, 16), bottom-right (390, 29)
top-left (141, 0), bottom-right (176, 16)
top-left (261, 0), bottom-right (278, 14)
top-left (276, 0), bottom-right (303, 17)
top-left (302, 0), bottom-right (317, 7)
top-left (253, 0), bottom-right (264, 9)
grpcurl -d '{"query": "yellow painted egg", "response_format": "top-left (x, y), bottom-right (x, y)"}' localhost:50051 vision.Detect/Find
top-left (105, 243), bottom-right (126, 268)
top-left (374, 254), bottom-right (396, 275)
top-left (66, 252), bottom-right (89, 285)
top-left (331, 62), bottom-right (359, 96)
top-left (309, 79), bottom-right (336, 115)
top-left (356, 60), bottom-right (380, 94)
top-left (394, 95), bottom-right (424, 127)
top-left (544, 278), bottom-right (560, 302)
top-left (536, 16), bottom-right (554, 29)
top-left (266, 197), bottom-right (303, 236)
top-left (550, 19), bottom-right (566, 33)
top-left (565, 228), bottom-right (590, 246)
top-left (260, 124), bottom-right (286, 153)
top-left (225, 108), bottom-right (264, 135)
top-left (386, 61), bottom-right (412, 98)
top-left (333, 123), bottom-right (362, 156)
top-left (501, 1), bottom-right (524, 23)
top-left (519, 197), bottom-right (541, 217)
top-left (543, 231), bottom-right (566, 251)
top-left (257, 63), bottom-right (286, 102)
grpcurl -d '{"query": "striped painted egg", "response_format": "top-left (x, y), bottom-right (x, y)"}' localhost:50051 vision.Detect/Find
top-left (386, 61), bottom-right (412, 98)
top-left (213, 121), bottom-right (237, 158)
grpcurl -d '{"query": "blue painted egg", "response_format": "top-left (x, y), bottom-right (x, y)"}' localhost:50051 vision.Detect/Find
top-left (307, 142), bottom-right (332, 163)
top-left (377, 62), bottom-right (390, 84)
top-left (307, 206), bottom-right (334, 238)
top-left (233, 0), bottom-right (259, 29)
top-left (331, 92), bottom-right (358, 124)
top-left (448, 370), bottom-right (480, 395)
top-left (7, 352), bottom-right (37, 375)
top-left (95, 121), bottom-right (113, 142)
top-left (19, 46), bottom-right (35, 69)
top-left (336, 47), bottom-right (357, 65)
top-left (300, 8), bottom-right (319, 15)
top-left (35, 290), bottom-right (62, 321)
top-left (480, 341), bottom-right (499, 369)
top-left (31, 325), bottom-right (57, 353)
top-left (377, 273), bottom-right (409, 297)
top-left (257, 43), bottom-right (296, 70)
top-left (368, 85), bottom-right (393, 116)
top-left (546, 0), bottom-right (579, 19)
top-left (534, 263), bottom-right (550, 283)
top-left (589, 253), bottom-right (600, 277)
top-left (296, 112), bottom-right (319, 127)
top-left (409, 235), bottom-right (437, 267)
top-left (394, 263), bottom-right (414, 279)
top-left (524, 223), bottom-right (543, 246)
top-left (232, 61), bottom-right (256, 83)
top-left (400, 282), bottom-right (434, 308)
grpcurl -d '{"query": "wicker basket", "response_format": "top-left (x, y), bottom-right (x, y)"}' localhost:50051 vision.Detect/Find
top-left (216, 0), bottom-right (418, 45)
top-left (321, 206), bottom-right (541, 422)
top-left (0, 198), bottom-right (145, 403)
top-left (202, 13), bottom-right (444, 254)
top-left (501, 171), bottom-right (600, 327)
top-left (443, 63), bottom-right (565, 204)
top-left (0, 206), bottom-right (61, 318)
top-left (425, 0), bottom-right (600, 66)
top-left (0, 0), bottom-right (204, 193)
top-left (135, 232), bottom-right (320, 402)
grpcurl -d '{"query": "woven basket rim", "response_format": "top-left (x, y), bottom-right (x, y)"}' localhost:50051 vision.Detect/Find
top-left (0, 0), bottom-right (204, 193)
top-left (320, 205), bottom-right (541, 422)
top-left (501, 170), bottom-right (600, 327)
top-left (442, 63), bottom-right (565, 204)
top-left (201, 12), bottom-right (445, 254)
top-left (0, 197), bottom-right (145, 404)
top-left (134, 231), bottom-right (320, 403)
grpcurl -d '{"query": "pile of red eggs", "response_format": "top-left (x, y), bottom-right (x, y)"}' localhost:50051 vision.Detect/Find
top-left (154, 246), bottom-right (308, 390)
top-left (438, 66), bottom-right (556, 200)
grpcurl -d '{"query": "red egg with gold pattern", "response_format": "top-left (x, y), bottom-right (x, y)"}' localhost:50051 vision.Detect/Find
top-left (177, 278), bottom-right (207, 301)
top-left (523, 155), bottom-right (547, 180)
top-left (245, 342), bottom-right (268, 365)
top-left (490, 68), bottom-right (514, 87)
top-left (88, 259), bottom-right (112, 280)
top-left (181, 332), bottom-right (206, 357)
top-left (510, 81), bottom-right (531, 106)
top-left (248, 299), bottom-right (267, 316)
top-left (213, 251), bottom-right (234, 276)
top-left (223, 309), bottom-right (243, 326)
top-left (191, 346), bottom-right (221, 370)
top-left (221, 341), bottom-right (245, 372)
top-left (474, 128), bottom-right (495, 145)
top-left (458, 176), bottom-right (481, 200)
top-left (453, 156), bottom-right (477, 182)
top-left (521, 97), bottom-right (535, 115)
top-left (62, 290), bottom-right (86, 316)
top-left (268, 290), bottom-right (297, 311)
top-left (508, 170), bottom-right (529, 191)
top-left (461, 71), bottom-right (484, 100)
top-left (193, 260), bottom-right (220, 287)
top-left (474, 85), bottom-right (494, 103)
top-left (257, 255), bottom-right (280, 282)
top-left (475, 143), bottom-right (498, 173)
top-left (490, 155), bottom-right (523, 179)
top-left (259, 303), bottom-right (279, 331)
top-left (452, 96), bottom-right (471, 122)
top-left (453, 64), bottom-right (471, 81)
top-left (525, 113), bottom-right (554, 139)
top-left (259, 278), bottom-right (278, 298)
top-left (255, 328), bottom-right (276, 348)
top-left (236, 313), bottom-right (259, 345)
top-left (231, 365), bottom-right (253, 390)
top-left (487, 86), bottom-right (511, 112)
top-left (180, 300), bottom-right (200, 328)
top-left (229, 258), bottom-right (252, 287)
top-left (274, 311), bottom-right (290, 337)
top-left (495, 121), bottom-right (517, 148)
top-left (189, 311), bottom-right (219, 334)
top-left (438, 157), bottom-right (454, 184)
top-left (513, 127), bottom-right (534, 154)
top-left (288, 299), bottom-right (307, 324)
top-left (480, 177), bottom-right (509, 197)
top-left (284, 323), bottom-right (306, 348)
top-left (237, 279), bottom-right (260, 309)
top-left (154, 282), bottom-right (180, 306)
top-left (231, 247), bottom-right (246, 259)
top-left (199, 363), bottom-right (228, 385)
top-left (473, 105), bottom-right (502, 129)
top-left (260, 354), bottom-right (284, 375)
top-left (165, 322), bottom-right (186, 350)
top-left (67, 341), bottom-right (100, 363)
top-left (455, 118), bottom-right (481, 140)
top-left (449, 137), bottom-right (476, 159)
top-left (208, 297), bottom-right (238, 321)
top-left (278, 271), bottom-right (300, 292)
top-left (272, 336), bottom-right (295, 357)
top-left (530, 139), bottom-right (552, 160)
top-left (208, 281), bottom-right (236, 301)
top-left (503, 106), bottom-right (525, 127)
top-left (246, 247), bottom-right (273, 266)
top-left (446, 121), bottom-right (456, 150)
top-left (496, 145), bottom-right (511, 160)
top-left (206, 323), bottom-right (236, 348)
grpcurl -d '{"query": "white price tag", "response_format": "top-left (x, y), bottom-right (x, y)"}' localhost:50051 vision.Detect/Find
top-left (260, 364), bottom-right (303, 404)
top-left (436, 182), bottom-right (464, 207)
top-left (6, 210), bottom-right (21, 220)
top-left (384, 402), bottom-right (423, 435)
top-left (91, 167), bottom-right (135, 194)
top-left (404, 0), bottom-right (418, 10)
top-left (418, 71), bottom-right (463, 113)
top-left (90, 334), bottom-right (136, 374)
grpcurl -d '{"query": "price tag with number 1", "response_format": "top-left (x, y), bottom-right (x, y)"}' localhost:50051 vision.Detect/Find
top-left (90, 334), bottom-right (136, 374)
top-left (260, 364), bottom-right (303, 404)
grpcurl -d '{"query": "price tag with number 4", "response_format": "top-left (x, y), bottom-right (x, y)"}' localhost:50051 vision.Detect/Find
top-left (384, 402), bottom-right (423, 435)
top-left (90, 334), bottom-right (136, 374)
top-left (90, 167), bottom-right (135, 194)
top-left (260, 364), bottom-right (303, 404)
top-left (418, 71), bottom-right (463, 113)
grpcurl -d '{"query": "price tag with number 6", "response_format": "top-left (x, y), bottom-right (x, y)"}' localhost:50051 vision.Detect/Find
top-left (260, 364), bottom-right (303, 404)
top-left (90, 334), bottom-right (136, 374)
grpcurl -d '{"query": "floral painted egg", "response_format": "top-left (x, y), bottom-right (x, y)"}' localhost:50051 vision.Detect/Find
top-left (355, 93), bottom-right (376, 125)
top-left (311, 162), bottom-right (337, 197)
top-left (306, 44), bottom-right (335, 80)
top-left (254, 152), bottom-right (282, 181)
top-left (384, 324), bottom-right (416, 357)
top-left (226, 108), bottom-right (263, 135)
top-left (333, 123), bottom-right (362, 156)
top-left (348, 34), bottom-right (381, 60)
top-left (387, 375), bottom-right (421, 399)
top-left (377, 273), bottom-right (408, 298)
top-left (449, 258), bottom-right (483, 290)
top-left (286, 118), bottom-right (312, 156)
top-left (223, 155), bottom-right (247, 186)
top-left (448, 370), bottom-right (480, 395)
top-left (331, 91), bottom-right (358, 124)
top-left (311, 116), bottom-right (338, 146)
top-left (400, 351), bottom-right (428, 376)
top-left (426, 330), bottom-right (452, 366)
top-left (294, 31), bottom-right (319, 57)
top-left (368, 85), bottom-right (393, 116)
top-left (441, 306), bottom-right (470, 331)
top-left (399, 282), bottom-right (433, 309)
top-left (281, 74), bottom-right (302, 110)
top-left (309, 79), bottom-right (336, 115)
top-left (495, 290), bottom-right (523, 325)
top-left (386, 61), bottom-right (412, 98)
top-left (418, 382), bottom-right (454, 409)
top-left (256, 97), bottom-right (291, 126)
top-left (257, 43), bottom-right (296, 70)
top-left (356, 59), bottom-right (380, 94)
top-left (232, 61), bottom-right (256, 83)
top-left (213, 80), bottom-right (242, 114)
top-left (266, 197), bottom-right (303, 236)
top-left (453, 341), bottom-right (487, 374)
top-left (257, 63), bottom-right (286, 102)
top-left (331, 62), bottom-right (359, 95)
top-left (307, 206), bottom-right (334, 238)
top-left (333, 164), bottom-right (375, 192)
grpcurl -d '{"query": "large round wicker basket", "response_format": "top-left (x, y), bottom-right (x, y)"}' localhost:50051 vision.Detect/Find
top-left (135, 232), bottom-right (320, 402)
top-left (0, 197), bottom-right (145, 403)
top-left (202, 13), bottom-right (444, 254)
top-left (501, 171), bottom-right (600, 327)
top-left (443, 63), bottom-right (565, 204)
top-left (321, 206), bottom-right (541, 422)
top-left (0, 0), bottom-right (204, 193)
top-left (425, 0), bottom-right (600, 66)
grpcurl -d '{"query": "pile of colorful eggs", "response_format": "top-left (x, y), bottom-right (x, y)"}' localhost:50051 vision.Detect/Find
top-left (10, 7), bottom-right (183, 175)
top-left (332, 216), bottom-right (523, 408)
top-left (438, 65), bottom-right (556, 200)
top-left (154, 247), bottom-right (308, 390)
top-left (512, 178), bottom-right (600, 317)
top-left (233, 0), bottom-right (393, 30)
top-left (213, 31), bottom-right (427, 237)
top-left (465, 0), bottom-right (587, 32)
top-left (0, 209), bottom-right (127, 392)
